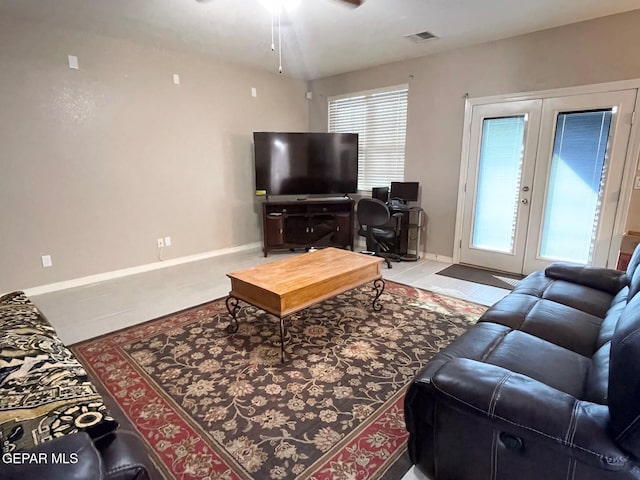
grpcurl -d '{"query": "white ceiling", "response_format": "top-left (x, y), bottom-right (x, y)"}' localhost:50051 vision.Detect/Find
top-left (2, 0), bottom-right (640, 80)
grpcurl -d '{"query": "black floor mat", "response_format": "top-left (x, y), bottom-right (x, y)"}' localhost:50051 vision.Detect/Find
top-left (436, 264), bottom-right (524, 290)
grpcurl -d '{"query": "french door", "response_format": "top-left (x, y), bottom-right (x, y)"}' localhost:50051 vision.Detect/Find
top-left (459, 89), bottom-right (637, 275)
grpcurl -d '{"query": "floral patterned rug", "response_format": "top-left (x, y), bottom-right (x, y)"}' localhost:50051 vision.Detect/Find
top-left (71, 281), bottom-right (486, 480)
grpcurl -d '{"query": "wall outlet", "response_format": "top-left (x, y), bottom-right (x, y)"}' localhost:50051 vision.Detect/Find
top-left (164, 236), bottom-right (172, 247)
top-left (157, 238), bottom-right (165, 248)
top-left (41, 255), bottom-right (52, 268)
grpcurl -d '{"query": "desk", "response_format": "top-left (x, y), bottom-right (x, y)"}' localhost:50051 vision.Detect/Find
top-left (387, 206), bottom-right (425, 260)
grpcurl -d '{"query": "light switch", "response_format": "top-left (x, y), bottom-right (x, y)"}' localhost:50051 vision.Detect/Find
top-left (251, 87), bottom-right (257, 97)
top-left (68, 55), bottom-right (79, 69)
top-left (41, 255), bottom-right (52, 268)
top-left (173, 74), bottom-right (180, 85)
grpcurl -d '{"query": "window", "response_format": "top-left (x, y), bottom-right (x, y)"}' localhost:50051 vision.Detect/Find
top-left (328, 85), bottom-right (408, 191)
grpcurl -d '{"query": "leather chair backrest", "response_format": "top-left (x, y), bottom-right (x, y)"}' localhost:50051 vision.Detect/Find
top-left (357, 198), bottom-right (391, 227)
top-left (608, 292), bottom-right (640, 456)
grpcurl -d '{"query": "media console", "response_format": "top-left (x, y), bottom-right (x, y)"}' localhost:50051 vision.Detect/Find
top-left (261, 198), bottom-right (354, 256)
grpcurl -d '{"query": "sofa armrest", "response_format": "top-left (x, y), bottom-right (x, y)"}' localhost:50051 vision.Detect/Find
top-left (0, 432), bottom-right (104, 480)
top-left (94, 431), bottom-right (151, 480)
top-left (431, 358), bottom-right (633, 471)
top-left (545, 262), bottom-right (627, 295)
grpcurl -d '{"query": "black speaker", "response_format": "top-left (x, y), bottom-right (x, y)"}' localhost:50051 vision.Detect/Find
top-left (371, 187), bottom-right (389, 203)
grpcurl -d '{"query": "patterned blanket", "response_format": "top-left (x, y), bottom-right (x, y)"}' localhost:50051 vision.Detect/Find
top-left (0, 291), bottom-right (117, 452)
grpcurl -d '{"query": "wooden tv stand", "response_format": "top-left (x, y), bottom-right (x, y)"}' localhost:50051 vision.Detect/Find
top-left (261, 198), bottom-right (354, 256)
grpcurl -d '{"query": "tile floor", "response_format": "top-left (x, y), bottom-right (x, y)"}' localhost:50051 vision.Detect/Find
top-left (29, 247), bottom-right (510, 480)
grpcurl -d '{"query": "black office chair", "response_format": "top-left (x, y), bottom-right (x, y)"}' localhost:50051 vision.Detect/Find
top-left (356, 198), bottom-right (401, 268)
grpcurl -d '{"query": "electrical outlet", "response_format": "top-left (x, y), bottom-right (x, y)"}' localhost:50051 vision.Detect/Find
top-left (157, 238), bottom-right (165, 248)
top-left (164, 236), bottom-right (172, 247)
top-left (41, 255), bottom-right (52, 268)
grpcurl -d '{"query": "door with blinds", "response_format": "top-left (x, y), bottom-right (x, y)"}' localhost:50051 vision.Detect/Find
top-left (460, 89), bottom-right (637, 275)
top-left (328, 85), bottom-right (408, 191)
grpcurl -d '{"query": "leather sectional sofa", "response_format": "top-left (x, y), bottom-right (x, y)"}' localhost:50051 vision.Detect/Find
top-left (0, 291), bottom-right (153, 480)
top-left (405, 244), bottom-right (640, 479)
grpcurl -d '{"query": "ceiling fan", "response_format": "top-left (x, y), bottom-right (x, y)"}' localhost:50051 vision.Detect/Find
top-left (196, 0), bottom-right (363, 6)
top-left (334, 0), bottom-right (363, 5)
top-left (195, 0), bottom-right (364, 73)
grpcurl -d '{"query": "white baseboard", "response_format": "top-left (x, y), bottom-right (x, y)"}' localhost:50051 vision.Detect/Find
top-left (24, 242), bottom-right (262, 297)
top-left (422, 252), bottom-right (454, 264)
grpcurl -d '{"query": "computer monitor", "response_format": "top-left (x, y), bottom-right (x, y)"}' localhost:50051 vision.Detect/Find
top-left (390, 182), bottom-right (419, 203)
top-left (371, 187), bottom-right (389, 203)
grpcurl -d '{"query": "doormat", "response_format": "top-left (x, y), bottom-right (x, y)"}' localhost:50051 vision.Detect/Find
top-left (436, 264), bottom-right (524, 290)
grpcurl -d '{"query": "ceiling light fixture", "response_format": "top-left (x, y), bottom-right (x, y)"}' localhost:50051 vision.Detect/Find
top-left (260, 0), bottom-right (300, 73)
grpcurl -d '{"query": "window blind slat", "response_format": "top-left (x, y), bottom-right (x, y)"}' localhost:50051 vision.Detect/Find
top-left (329, 86), bottom-right (408, 191)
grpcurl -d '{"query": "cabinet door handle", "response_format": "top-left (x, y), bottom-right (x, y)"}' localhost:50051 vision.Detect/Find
top-left (336, 226), bottom-right (340, 232)
top-left (279, 229), bottom-right (283, 234)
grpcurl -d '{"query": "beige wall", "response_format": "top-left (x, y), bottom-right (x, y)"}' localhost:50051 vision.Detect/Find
top-left (309, 9), bottom-right (640, 257)
top-left (0, 17), bottom-right (308, 293)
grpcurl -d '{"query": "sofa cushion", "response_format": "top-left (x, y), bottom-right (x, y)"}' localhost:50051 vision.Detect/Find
top-left (0, 291), bottom-right (118, 451)
top-left (481, 330), bottom-right (590, 398)
top-left (479, 294), bottom-right (602, 356)
top-left (624, 240), bottom-right (640, 280)
top-left (627, 261), bottom-right (640, 302)
top-left (545, 262), bottom-right (628, 296)
top-left (608, 292), bottom-right (640, 457)
top-left (585, 342), bottom-right (610, 405)
top-left (511, 270), bottom-right (618, 318)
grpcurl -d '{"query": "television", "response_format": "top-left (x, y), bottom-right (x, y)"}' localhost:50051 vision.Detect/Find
top-left (253, 132), bottom-right (359, 196)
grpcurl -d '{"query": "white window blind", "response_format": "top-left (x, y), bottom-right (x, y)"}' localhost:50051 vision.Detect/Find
top-left (328, 86), bottom-right (408, 191)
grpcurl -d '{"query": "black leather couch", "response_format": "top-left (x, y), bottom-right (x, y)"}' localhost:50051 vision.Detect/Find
top-left (405, 244), bottom-right (640, 479)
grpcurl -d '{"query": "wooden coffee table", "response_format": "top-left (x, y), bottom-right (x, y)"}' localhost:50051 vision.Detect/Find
top-left (225, 247), bottom-right (385, 362)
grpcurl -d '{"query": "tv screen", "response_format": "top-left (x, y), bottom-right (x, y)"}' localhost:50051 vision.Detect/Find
top-left (253, 132), bottom-right (358, 196)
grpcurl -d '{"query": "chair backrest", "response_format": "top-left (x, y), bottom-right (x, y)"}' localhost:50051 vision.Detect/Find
top-left (357, 198), bottom-right (390, 227)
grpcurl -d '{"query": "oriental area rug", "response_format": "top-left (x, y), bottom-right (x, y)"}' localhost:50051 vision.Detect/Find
top-left (71, 281), bottom-right (486, 480)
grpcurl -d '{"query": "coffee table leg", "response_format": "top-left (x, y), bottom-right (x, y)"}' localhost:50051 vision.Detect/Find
top-left (225, 296), bottom-right (240, 334)
top-left (372, 279), bottom-right (385, 312)
top-left (279, 316), bottom-right (286, 363)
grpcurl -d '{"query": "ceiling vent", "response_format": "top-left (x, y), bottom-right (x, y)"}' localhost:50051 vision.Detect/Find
top-left (406, 31), bottom-right (438, 43)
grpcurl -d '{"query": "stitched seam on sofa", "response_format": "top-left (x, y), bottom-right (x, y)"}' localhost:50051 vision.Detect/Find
top-left (489, 372), bottom-right (512, 418)
top-left (566, 458), bottom-right (576, 480)
top-left (516, 297), bottom-right (544, 335)
top-left (490, 429), bottom-right (498, 480)
top-left (431, 383), bottom-right (628, 463)
top-left (615, 413), bottom-right (640, 444)
top-left (106, 463), bottom-right (147, 476)
top-left (479, 329), bottom-right (511, 362)
top-left (564, 400), bottom-right (579, 445)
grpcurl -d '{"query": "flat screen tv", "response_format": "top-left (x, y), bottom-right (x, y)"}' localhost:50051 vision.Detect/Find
top-left (253, 132), bottom-right (359, 196)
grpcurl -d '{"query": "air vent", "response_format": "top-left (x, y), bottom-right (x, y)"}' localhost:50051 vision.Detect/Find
top-left (405, 31), bottom-right (438, 43)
